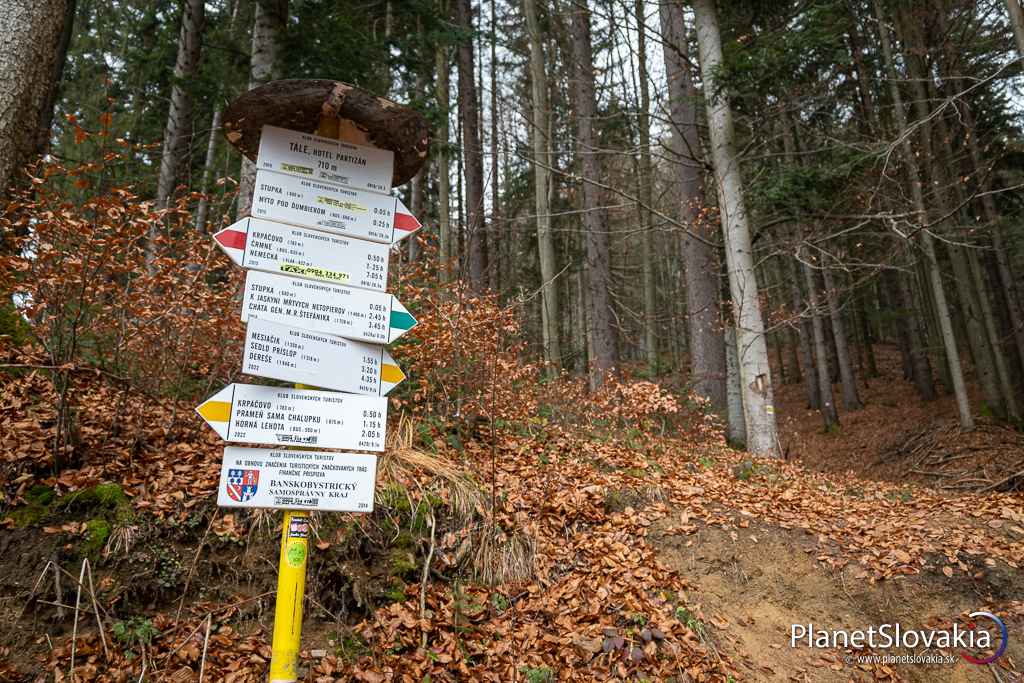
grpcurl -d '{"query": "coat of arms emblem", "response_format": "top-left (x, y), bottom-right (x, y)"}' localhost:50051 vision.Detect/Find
top-left (227, 468), bottom-right (259, 502)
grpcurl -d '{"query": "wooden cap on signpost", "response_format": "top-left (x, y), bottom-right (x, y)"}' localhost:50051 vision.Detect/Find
top-left (222, 79), bottom-right (429, 187)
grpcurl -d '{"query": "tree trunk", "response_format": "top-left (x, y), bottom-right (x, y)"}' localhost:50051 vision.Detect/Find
top-left (725, 326), bottom-right (746, 447)
top-left (487, 0), bottom-right (500, 292)
top-left (524, 0), bottom-right (562, 370)
top-left (1006, 0), bottom-right (1024, 57)
top-left (874, 0), bottom-right (972, 429)
top-left (636, 0), bottom-right (657, 374)
top-left (194, 107), bottom-right (222, 232)
top-left (969, 248), bottom-right (1021, 420)
top-left (659, 0), bottom-right (726, 412)
top-left (693, 0), bottom-right (778, 456)
top-left (155, 0), bottom-right (205, 210)
top-left (0, 0), bottom-right (72, 195)
top-left (800, 243), bottom-right (839, 429)
top-left (960, 102), bottom-right (1024, 379)
top-left (790, 259), bottom-right (820, 410)
top-left (455, 0), bottom-right (487, 292)
top-left (237, 0), bottom-right (288, 219)
top-left (856, 286), bottom-right (879, 378)
top-left (569, 0), bottom-right (617, 389)
top-left (897, 14), bottom-right (1010, 418)
top-left (821, 263), bottom-right (863, 409)
top-left (435, 42), bottom-right (453, 281)
top-left (408, 168), bottom-right (424, 262)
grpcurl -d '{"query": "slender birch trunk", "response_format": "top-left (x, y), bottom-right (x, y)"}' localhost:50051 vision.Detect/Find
top-left (194, 107), bottom-right (221, 233)
top-left (693, 0), bottom-right (778, 455)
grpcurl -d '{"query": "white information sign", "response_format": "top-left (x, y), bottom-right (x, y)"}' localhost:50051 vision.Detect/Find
top-left (196, 383), bottom-right (387, 451)
top-left (218, 446), bottom-right (377, 512)
top-left (257, 124), bottom-right (394, 194)
top-left (250, 170), bottom-right (419, 244)
top-left (214, 217), bottom-right (390, 291)
top-left (241, 270), bottom-right (416, 344)
top-left (243, 318), bottom-right (405, 395)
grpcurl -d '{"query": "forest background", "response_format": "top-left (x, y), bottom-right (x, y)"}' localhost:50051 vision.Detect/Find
top-left (2, 0), bottom-right (1024, 680)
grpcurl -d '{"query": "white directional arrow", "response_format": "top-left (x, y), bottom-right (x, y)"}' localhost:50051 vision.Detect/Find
top-left (257, 124), bottom-right (394, 194)
top-left (213, 217), bottom-right (390, 291)
top-left (250, 170), bottom-right (420, 245)
top-left (241, 270), bottom-right (416, 344)
top-left (218, 446), bottom-right (377, 513)
top-left (196, 384), bottom-right (387, 451)
top-left (243, 318), bottom-right (405, 395)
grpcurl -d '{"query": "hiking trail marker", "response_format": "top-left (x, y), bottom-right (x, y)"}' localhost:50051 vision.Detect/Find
top-left (241, 269), bottom-right (416, 344)
top-left (214, 217), bottom-right (392, 291)
top-left (196, 383), bottom-right (387, 451)
top-left (218, 446), bottom-right (377, 513)
top-left (243, 318), bottom-right (405, 395)
top-left (215, 79), bottom-right (429, 683)
top-left (251, 170), bottom-right (420, 244)
top-left (257, 124), bottom-right (394, 193)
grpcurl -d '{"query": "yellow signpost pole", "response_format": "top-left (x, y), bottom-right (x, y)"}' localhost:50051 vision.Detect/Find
top-left (268, 509), bottom-right (309, 682)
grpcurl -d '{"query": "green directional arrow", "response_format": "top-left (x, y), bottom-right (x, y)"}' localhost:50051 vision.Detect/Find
top-left (389, 309), bottom-right (417, 332)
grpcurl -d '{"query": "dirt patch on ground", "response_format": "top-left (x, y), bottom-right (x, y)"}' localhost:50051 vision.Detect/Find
top-left (651, 518), bottom-right (1021, 682)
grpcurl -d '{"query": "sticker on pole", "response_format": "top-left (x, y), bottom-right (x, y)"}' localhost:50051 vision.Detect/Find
top-left (241, 270), bottom-right (416, 344)
top-left (243, 318), bottom-right (405, 395)
top-left (196, 383), bottom-right (387, 451)
top-left (217, 446), bottom-right (376, 512)
top-left (214, 217), bottom-right (391, 291)
top-left (250, 170), bottom-right (419, 244)
top-left (257, 124), bottom-right (394, 194)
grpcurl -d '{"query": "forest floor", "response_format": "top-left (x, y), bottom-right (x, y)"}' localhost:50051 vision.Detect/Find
top-left (1, 344), bottom-right (1023, 682)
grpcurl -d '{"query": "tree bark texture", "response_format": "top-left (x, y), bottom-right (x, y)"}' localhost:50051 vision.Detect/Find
top-left (236, 0), bottom-right (288, 219)
top-left (524, 0), bottom-right (562, 369)
top-left (636, 0), bottom-right (657, 373)
top-left (436, 42), bottom-right (453, 281)
top-left (569, 0), bottom-right (617, 389)
top-left (455, 0), bottom-right (487, 292)
top-left (693, 0), bottom-right (778, 456)
top-left (0, 0), bottom-right (71, 195)
top-left (659, 0), bottom-right (727, 412)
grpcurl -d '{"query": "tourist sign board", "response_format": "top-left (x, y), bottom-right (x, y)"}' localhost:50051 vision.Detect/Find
top-left (257, 124), bottom-right (394, 194)
top-left (241, 270), bottom-right (416, 344)
top-left (218, 446), bottom-right (377, 512)
top-left (214, 217), bottom-right (391, 291)
top-left (243, 318), bottom-right (405, 395)
top-left (196, 383), bottom-right (387, 451)
top-left (250, 170), bottom-right (420, 244)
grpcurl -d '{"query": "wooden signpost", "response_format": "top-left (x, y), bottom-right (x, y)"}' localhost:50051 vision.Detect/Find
top-left (207, 79), bottom-right (429, 683)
